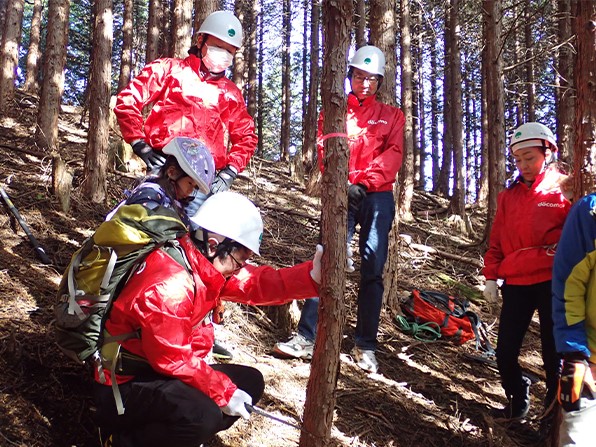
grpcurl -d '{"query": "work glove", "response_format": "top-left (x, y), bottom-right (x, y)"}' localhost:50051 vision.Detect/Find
top-left (558, 353), bottom-right (596, 412)
top-left (221, 388), bottom-right (252, 419)
top-left (310, 244), bottom-right (324, 284)
top-left (346, 244), bottom-right (355, 273)
top-left (347, 183), bottom-right (367, 213)
top-left (483, 280), bottom-right (499, 303)
top-left (131, 140), bottom-right (166, 171)
top-left (211, 166), bottom-right (237, 194)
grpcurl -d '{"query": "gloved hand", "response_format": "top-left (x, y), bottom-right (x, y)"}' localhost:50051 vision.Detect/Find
top-left (347, 184), bottom-right (367, 213)
top-left (221, 388), bottom-right (252, 419)
top-left (310, 244), bottom-right (324, 284)
top-left (211, 166), bottom-right (237, 194)
top-left (131, 140), bottom-right (166, 170)
top-left (483, 280), bottom-right (499, 303)
top-left (346, 244), bottom-right (355, 273)
top-left (558, 353), bottom-right (596, 412)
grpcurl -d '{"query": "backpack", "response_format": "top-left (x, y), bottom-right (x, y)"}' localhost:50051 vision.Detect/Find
top-left (53, 204), bottom-right (187, 365)
top-left (399, 289), bottom-right (494, 353)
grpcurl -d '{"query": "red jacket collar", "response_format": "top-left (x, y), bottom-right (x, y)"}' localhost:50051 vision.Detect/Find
top-left (348, 92), bottom-right (377, 108)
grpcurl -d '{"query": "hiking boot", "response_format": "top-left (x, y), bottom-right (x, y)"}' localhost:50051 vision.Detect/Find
top-left (212, 340), bottom-right (233, 361)
top-left (493, 377), bottom-right (531, 420)
top-left (351, 346), bottom-right (378, 373)
top-left (273, 334), bottom-right (314, 359)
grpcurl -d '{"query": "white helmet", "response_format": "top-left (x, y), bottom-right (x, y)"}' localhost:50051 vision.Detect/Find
top-left (162, 137), bottom-right (216, 195)
top-left (198, 11), bottom-right (243, 49)
top-left (349, 45), bottom-right (385, 76)
top-left (510, 122), bottom-right (558, 154)
top-left (190, 191), bottom-right (263, 255)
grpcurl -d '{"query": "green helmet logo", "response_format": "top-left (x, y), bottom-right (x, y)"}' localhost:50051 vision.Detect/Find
top-left (228, 29), bottom-right (236, 38)
top-left (364, 57), bottom-right (372, 65)
top-left (514, 131), bottom-right (522, 139)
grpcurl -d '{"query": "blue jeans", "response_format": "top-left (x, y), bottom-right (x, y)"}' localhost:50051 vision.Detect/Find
top-left (297, 191), bottom-right (395, 350)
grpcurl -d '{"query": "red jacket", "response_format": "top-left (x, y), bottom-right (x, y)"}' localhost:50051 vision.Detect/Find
top-left (317, 93), bottom-right (405, 192)
top-left (114, 54), bottom-right (257, 172)
top-left (98, 234), bottom-right (318, 407)
top-left (483, 167), bottom-right (571, 285)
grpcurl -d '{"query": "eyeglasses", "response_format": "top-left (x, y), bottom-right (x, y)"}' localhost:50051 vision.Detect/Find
top-left (353, 74), bottom-right (379, 84)
top-left (229, 251), bottom-right (246, 271)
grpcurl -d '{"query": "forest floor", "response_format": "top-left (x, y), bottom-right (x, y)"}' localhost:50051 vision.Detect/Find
top-left (0, 92), bottom-right (556, 447)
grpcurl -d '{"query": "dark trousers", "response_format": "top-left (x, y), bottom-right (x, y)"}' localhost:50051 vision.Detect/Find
top-left (496, 281), bottom-right (560, 401)
top-left (93, 364), bottom-right (264, 447)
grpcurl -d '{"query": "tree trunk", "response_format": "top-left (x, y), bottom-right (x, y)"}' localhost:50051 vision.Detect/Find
top-left (482, 0), bottom-right (506, 242)
top-left (279, 0), bottom-right (291, 162)
top-left (246, 0), bottom-right (259, 118)
top-left (0, 0), bottom-right (24, 114)
top-left (438, 2), bottom-right (453, 198)
top-left (354, 0), bottom-right (366, 48)
top-left (23, 0), bottom-right (42, 94)
top-left (430, 7), bottom-right (439, 192)
top-left (303, 0), bottom-right (320, 181)
top-left (448, 0), bottom-right (467, 231)
top-left (146, 0), bottom-right (162, 62)
top-left (192, 0), bottom-right (218, 37)
top-left (524, 0), bottom-right (536, 122)
top-left (556, 0), bottom-right (574, 163)
top-left (232, 0), bottom-right (248, 89)
top-left (35, 0), bottom-right (70, 152)
top-left (172, 0), bottom-right (192, 58)
top-left (256, 1), bottom-right (264, 157)
top-left (83, 0), bottom-right (113, 203)
top-left (398, 0), bottom-right (414, 222)
top-left (369, 0), bottom-right (396, 106)
top-left (117, 0), bottom-right (133, 92)
top-left (572, 0), bottom-right (596, 198)
top-left (300, 2), bottom-right (352, 445)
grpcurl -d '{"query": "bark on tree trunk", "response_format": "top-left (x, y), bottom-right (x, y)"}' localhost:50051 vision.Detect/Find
top-left (36, 0), bottom-right (70, 152)
top-left (82, 0), bottom-right (113, 203)
top-left (23, 0), bottom-right (42, 94)
top-left (146, 0), bottom-right (162, 63)
top-left (0, 0), bottom-right (24, 114)
top-left (117, 0), bottom-right (134, 92)
top-left (299, 1), bottom-right (352, 445)
top-left (172, 0), bottom-right (192, 58)
top-left (573, 0), bottom-right (596, 198)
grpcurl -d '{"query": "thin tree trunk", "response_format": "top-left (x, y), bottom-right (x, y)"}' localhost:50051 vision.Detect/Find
top-left (302, 0), bottom-right (320, 177)
top-left (573, 0), bottom-right (596, 198)
top-left (556, 0), bottom-right (574, 163)
top-left (193, 0), bottom-right (218, 37)
top-left (438, 1), bottom-right (452, 198)
top-left (524, 0), bottom-right (535, 121)
top-left (35, 0), bottom-right (70, 151)
top-left (246, 0), bottom-right (259, 117)
top-left (354, 0), bottom-right (366, 48)
top-left (172, 0), bottom-right (192, 58)
top-left (83, 0), bottom-right (113, 203)
top-left (232, 0), bottom-right (248, 88)
top-left (23, 0), bottom-right (42, 94)
top-left (0, 0), bottom-right (24, 113)
top-left (118, 0), bottom-right (133, 92)
top-left (482, 0), bottom-right (506, 242)
top-left (300, 1), bottom-right (352, 444)
top-left (279, 0), bottom-right (291, 162)
top-left (146, 0), bottom-right (162, 62)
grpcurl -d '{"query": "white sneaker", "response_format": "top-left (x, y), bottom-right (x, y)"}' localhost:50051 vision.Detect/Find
top-left (351, 346), bottom-right (378, 373)
top-left (274, 334), bottom-right (314, 359)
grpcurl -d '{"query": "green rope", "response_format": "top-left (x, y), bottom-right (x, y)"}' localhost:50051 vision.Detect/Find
top-left (395, 315), bottom-right (442, 342)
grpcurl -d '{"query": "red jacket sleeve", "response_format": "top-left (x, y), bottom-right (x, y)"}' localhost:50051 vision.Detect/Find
top-left (220, 261), bottom-right (319, 305)
top-left (482, 192), bottom-right (506, 280)
top-left (114, 58), bottom-right (173, 144)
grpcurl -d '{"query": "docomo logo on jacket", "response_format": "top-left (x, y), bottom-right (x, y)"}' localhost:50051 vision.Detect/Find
top-left (368, 119), bottom-right (388, 125)
top-left (538, 201), bottom-right (566, 208)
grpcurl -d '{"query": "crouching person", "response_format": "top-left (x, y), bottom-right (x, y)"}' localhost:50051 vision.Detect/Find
top-left (93, 192), bottom-right (322, 447)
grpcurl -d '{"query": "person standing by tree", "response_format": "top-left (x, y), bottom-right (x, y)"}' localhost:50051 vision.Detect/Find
top-left (552, 193), bottom-right (596, 447)
top-left (274, 45), bottom-right (405, 374)
top-left (114, 10), bottom-right (257, 199)
top-left (482, 122), bottom-right (573, 421)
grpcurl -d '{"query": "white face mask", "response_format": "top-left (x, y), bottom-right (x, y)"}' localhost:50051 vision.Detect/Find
top-left (202, 44), bottom-right (234, 73)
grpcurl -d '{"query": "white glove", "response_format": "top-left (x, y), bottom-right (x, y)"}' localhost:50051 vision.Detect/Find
top-left (483, 280), bottom-right (499, 303)
top-left (346, 244), bottom-right (355, 273)
top-left (221, 388), bottom-right (252, 420)
top-left (310, 244), bottom-right (324, 284)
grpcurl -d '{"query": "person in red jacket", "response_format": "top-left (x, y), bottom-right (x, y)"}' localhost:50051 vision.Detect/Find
top-left (114, 10), bottom-right (257, 196)
top-left (274, 45), bottom-right (405, 374)
top-left (93, 192), bottom-right (322, 447)
top-left (482, 122), bottom-right (572, 422)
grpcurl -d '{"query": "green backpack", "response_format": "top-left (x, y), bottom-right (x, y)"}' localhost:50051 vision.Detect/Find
top-left (53, 204), bottom-right (187, 365)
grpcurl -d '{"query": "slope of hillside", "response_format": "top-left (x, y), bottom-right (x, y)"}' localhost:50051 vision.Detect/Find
top-left (0, 95), bottom-right (552, 447)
